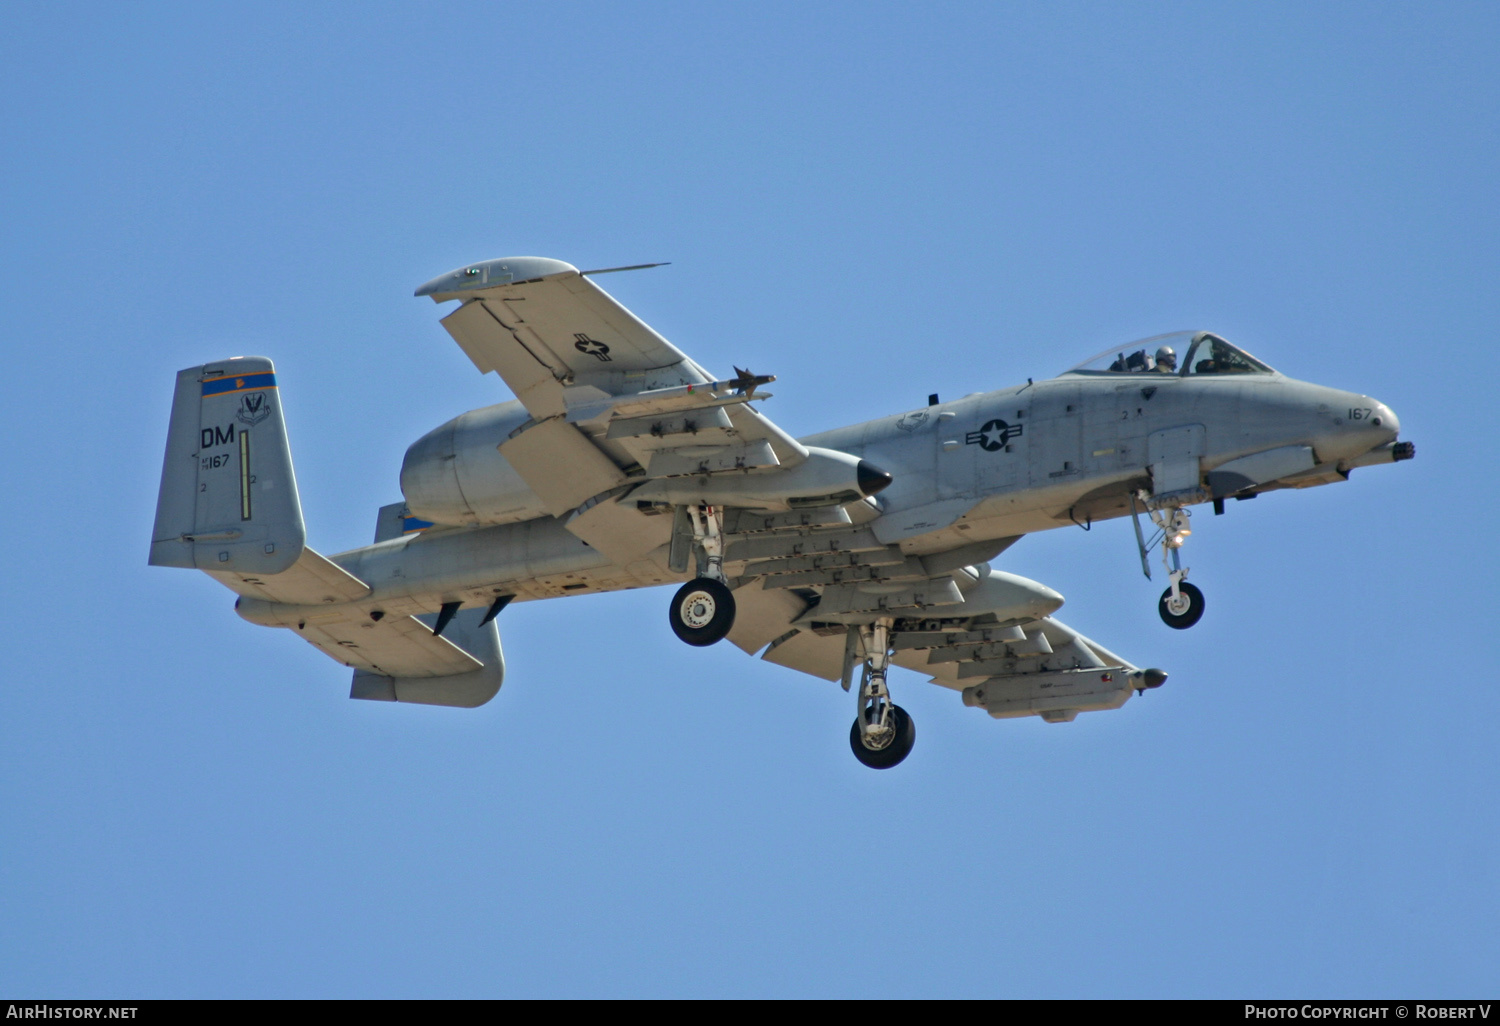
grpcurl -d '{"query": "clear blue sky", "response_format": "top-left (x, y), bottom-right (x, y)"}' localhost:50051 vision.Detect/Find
top-left (2, 1), bottom-right (1496, 998)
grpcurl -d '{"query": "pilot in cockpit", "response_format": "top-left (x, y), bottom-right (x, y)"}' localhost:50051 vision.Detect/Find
top-left (1071, 332), bottom-right (1274, 378)
top-left (1106, 346), bottom-right (1180, 374)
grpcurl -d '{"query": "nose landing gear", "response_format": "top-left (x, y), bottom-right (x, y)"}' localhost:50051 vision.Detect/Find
top-left (1131, 490), bottom-right (1207, 629)
top-left (1158, 580), bottom-right (1205, 630)
top-left (667, 504), bottom-right (738, 646)
top-left (847, 617), bottom-right (916, 769)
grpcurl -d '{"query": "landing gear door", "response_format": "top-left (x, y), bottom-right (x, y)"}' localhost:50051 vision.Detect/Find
top-left (1147, 424), bottom-right (1206, 498)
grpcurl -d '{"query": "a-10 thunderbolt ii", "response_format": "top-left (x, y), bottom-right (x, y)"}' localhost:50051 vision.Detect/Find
top-left (149, 256), bottom-right (1414, 769)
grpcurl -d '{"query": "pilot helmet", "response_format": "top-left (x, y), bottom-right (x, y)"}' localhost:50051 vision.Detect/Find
top-left (1155, 345), bottom-right (1177, 371)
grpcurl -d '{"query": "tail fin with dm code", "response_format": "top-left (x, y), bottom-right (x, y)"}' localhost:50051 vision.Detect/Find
top-left (149, 356), bottom-right (308, 574)
top-left (149, 360), bottom-right (498, 707)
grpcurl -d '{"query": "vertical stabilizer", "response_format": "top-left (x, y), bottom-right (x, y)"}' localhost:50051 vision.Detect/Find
top-left (149, 357), bottom-right (306, 574)
top-left (373, 500), bottom-right (431, 544)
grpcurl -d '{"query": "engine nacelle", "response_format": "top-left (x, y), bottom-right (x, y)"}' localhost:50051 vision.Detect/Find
top-left (403, 401), bottom-right (894, 525)
top-left (401, 401), bottom-right (548, 526)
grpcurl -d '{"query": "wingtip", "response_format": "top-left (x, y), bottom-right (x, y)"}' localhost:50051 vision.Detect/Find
top-left (414, 257), bottom-right (579, 299)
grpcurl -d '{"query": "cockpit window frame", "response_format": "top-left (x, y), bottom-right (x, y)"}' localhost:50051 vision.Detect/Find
top-left (1179, 333), bottom-right (1274, 377)
top-left (1062, 331), bottom-right (1278, 378)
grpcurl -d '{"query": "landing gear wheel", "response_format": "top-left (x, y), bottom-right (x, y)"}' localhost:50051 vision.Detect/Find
top-left (1158, 581), bottom-right (1205, 630)
top-left (669, 577), bottom-right (737, 646)
top-left (849, 705), bottom-right (916, 769)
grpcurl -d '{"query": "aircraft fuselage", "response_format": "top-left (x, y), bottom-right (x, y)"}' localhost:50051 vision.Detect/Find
top-left (236, 362), bottom-right (1400, 632)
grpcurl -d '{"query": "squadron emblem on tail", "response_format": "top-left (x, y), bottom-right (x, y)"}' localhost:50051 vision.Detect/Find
top-left (236, 391), bottom-right (270, 427)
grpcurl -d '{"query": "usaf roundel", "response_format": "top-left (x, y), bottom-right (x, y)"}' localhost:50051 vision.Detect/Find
top-left (966, 418), bottom-right (1023, 452)
top-left (573, 334), bottom-right (612, 361)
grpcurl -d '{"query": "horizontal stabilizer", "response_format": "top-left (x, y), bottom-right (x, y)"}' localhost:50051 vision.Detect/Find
top-left (303, 611), bottom-right (478, 677)
top-left (208, 546), bottom-right (370, 604)
top-left (347, 608), bottom-right (504, 708)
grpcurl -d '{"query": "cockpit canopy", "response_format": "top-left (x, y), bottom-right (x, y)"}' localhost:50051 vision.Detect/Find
top-left (1064, 331), bottom-right (1276, 378)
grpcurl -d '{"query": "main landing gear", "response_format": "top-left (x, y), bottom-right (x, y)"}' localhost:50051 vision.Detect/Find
top-left (1131, 490), bottom-right (1207, 630)
top-left (668, 504), bottom-right (738, 646)
top-left (846, 617), bottom-right (916, 769)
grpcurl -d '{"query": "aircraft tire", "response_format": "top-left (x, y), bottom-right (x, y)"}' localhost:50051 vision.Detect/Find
top-left (849, 705), bottom-right (916, 769)
top-left (669, 577), bottom-right (736, 646)
top-left (1158, 582), bottom-right (1205, 629)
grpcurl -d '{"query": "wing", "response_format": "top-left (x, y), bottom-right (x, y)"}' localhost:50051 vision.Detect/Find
top-left (892, 617), bottom-right (1160, 723)
top-left (417, 257), bottom-right (801, 447)
top-left (715, 516), bottom-right (1163, 724)
top-left (416, 257), bottom-right (712, 406)
top-left (417, 256), bottom-right (805, 465)
top-left (760, 610), bottom-right (1159, 724)
top-left (416, 257), bottom-right (812, 565)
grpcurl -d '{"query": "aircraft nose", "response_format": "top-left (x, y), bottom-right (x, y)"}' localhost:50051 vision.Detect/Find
top-left (1315, 393), bottom-right (1403, 462)
top-left (1371, 402), bottom-right (1400, 439)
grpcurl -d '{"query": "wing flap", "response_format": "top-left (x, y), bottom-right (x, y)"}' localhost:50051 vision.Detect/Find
top-left (441, 300), bottom-right (568, 418)
top-left (726, 584), bottom-right (809, 655)
top-left (565, 491), bottom-right (674, 566)
top-left (498, 417), bottom-right (628, 516)
top-left (762, 628), bottom-right (846, 681)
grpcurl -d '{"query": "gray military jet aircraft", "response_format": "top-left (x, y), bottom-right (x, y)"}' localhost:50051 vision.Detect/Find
top-left (149, 257), bottom-right (1413, 768)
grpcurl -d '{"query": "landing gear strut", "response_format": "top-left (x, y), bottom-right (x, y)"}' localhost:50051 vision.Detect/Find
top-left (668, 504), bottom-right (737, 646)
top-left (1131, 491), bottom-right (1207, 630)
top-left (847, 617), bottom-right (916, 769)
